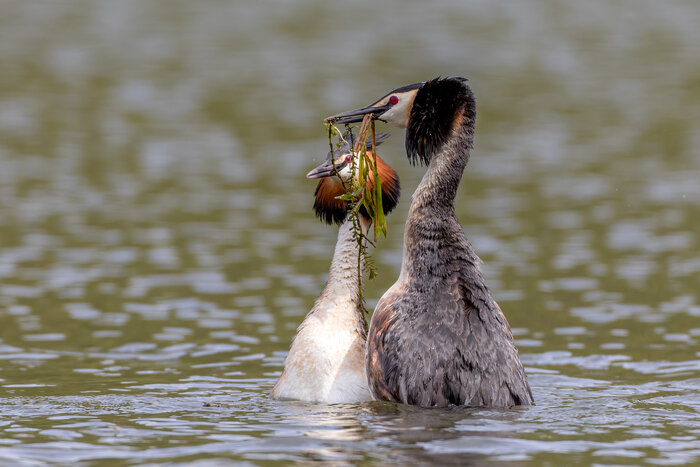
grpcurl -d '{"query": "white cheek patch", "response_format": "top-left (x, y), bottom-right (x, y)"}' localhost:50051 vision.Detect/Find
top-left (338, 165), bottom-right (353, 182)
top-left (379, 98), bottom-right (412, 128)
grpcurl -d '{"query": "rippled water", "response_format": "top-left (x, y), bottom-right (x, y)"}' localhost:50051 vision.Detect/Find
top-left (1, 1), bottom-right (699, 465)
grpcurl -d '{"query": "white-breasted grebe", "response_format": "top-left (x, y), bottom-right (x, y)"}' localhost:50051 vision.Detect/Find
top-left (271, 135), bottom-right (400, 403)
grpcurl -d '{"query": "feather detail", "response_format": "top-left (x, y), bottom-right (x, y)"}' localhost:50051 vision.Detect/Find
top-left (314, 176), bottom-right (347, 225)
top-left (405, 77), bottom-right (475, 166)
top-left (374, 156), bottom-right (401, 215)
top-left (314, 150), bottom-right (401, 224)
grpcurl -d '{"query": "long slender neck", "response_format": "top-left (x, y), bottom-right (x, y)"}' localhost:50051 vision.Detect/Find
top-left (322, 215), bottom-right (371, 306)
top-left (410, 126), bottom-right (471, 212)
top-left (399, 119), bottom-right (477, 285)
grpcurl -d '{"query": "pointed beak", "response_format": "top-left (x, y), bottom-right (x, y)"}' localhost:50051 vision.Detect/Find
top-left (306, 160), bottom-right (336, 179)
top-left (307, 156), bottom-right (351, 179)
top-left (325, 102), bottom-right (392, 125)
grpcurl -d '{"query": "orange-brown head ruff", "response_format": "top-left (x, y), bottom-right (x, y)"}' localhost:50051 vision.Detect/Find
top-left (313, 175), bottom-right (347, 225)
top-left (311, 149), bottom-right (400, 225)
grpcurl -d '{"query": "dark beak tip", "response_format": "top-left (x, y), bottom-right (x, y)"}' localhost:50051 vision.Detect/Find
top-left (324, 103), bottom-right (391, 126)
top-left (306, 166), bottom-right (335, 179)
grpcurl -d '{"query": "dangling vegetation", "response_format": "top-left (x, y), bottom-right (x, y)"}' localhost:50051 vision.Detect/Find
top-left (325, 115), bottom-right (388, 312)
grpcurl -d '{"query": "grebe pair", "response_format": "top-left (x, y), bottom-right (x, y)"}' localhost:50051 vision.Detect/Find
top-left (274, 77), bottom-right (533, 407)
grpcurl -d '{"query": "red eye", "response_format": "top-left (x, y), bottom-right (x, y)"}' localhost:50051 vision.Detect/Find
top-left (389, 95), bottom-right (399, 105)
top-left (345, 155), bottom-right (352, 162)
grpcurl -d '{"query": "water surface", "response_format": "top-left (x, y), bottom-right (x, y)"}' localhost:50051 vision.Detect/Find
top-left (0, 1), bottom-right (699, 465)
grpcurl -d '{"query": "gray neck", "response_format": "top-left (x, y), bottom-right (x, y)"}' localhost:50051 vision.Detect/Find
top-left (411, 129), bottom-right (470, 212)
top-left (399, 125), bottom-right (480, 286)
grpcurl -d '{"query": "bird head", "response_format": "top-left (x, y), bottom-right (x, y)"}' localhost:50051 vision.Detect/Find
top-left (324, 83), bottom-right (424, 128)
top-left (306, 133), bottom-right (400, 225)
top-left (325, 77), bottom-right (474, 166)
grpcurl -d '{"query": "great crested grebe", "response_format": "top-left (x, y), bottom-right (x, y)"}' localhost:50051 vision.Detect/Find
top-left (326, 77), bottom-right (534, 408)
top-left (271, 134), bottom-right (400, 403)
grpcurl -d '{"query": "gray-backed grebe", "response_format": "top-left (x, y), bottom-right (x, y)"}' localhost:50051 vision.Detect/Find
top-left (326, 78), bottom-right (533, 408)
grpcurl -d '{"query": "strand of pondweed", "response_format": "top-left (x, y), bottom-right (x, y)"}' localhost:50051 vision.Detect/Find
top-left (325, 122), bottom-right (367, 311)
top-left (345, 120), bottom-right (374, 310)
top-left (370, 120), bottom-right (386, 239)
top-left (348, 116), bottom-right (387, 241)
top-left (324, 115), bottom-right (387, 311)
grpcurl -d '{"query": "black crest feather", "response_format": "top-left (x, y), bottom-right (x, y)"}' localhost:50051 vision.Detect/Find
top-left (405, 77), bottom-right (476, 166)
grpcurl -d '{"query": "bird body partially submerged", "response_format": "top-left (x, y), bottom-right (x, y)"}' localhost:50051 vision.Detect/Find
top-left (327, 77), bottom-right (533, 408)
top-left (271, 218), bottom-right (372, 403)
top-left (271, 141), bottom-right (400, 404)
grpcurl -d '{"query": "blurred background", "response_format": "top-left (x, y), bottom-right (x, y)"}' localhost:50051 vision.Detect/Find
top-left (0, 1), bottom-right (698, 465)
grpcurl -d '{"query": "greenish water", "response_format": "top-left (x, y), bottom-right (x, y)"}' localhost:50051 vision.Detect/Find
top-left (1, 1), bottom-right (699, 465)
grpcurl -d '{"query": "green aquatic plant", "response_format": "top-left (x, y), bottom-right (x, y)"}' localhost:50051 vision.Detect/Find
top-left (325, 114), bottom-right (389, 310)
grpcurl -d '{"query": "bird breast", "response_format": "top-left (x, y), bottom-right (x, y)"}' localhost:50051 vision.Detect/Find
top-left (272, 300), bottom-right (371, 403)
